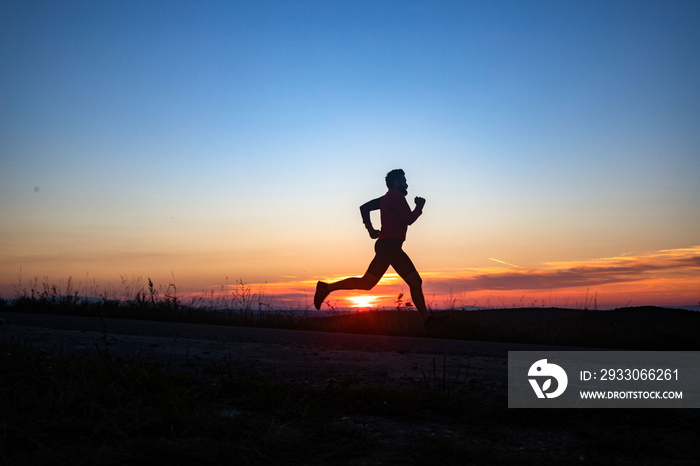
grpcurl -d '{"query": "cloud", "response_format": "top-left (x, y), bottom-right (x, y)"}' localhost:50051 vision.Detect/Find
top-left (488, 258), bottom-right (521, 268)
top-left (426, 246), bottom-right (700, 293)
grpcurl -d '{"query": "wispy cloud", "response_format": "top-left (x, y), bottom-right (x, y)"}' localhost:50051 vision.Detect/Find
top-left (430, 247), bottom-right (700, 292)
top-left (488, 258), bottom-right (521, 268)
top-left (417, 246), bottom-right (700, 307)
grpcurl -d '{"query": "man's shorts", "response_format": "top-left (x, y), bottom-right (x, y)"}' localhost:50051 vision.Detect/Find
top-left (366, 238), bottom-right (419, 280)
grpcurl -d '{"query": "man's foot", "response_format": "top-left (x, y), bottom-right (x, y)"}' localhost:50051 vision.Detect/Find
top-left (314, 281), bottom-right (330, 310)
top-left (424, 313), bottom-right (449, 331)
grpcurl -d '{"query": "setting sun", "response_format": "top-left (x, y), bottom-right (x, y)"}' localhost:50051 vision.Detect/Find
top-left (348, 295), bottom-right (378, 309)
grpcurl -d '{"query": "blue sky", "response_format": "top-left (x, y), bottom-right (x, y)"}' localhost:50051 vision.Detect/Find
top-left (1, 1), bottom-right (699, 307)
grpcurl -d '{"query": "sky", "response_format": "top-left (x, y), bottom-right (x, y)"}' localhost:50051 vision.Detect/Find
top-left (1, 0), bottom-right (699, 310)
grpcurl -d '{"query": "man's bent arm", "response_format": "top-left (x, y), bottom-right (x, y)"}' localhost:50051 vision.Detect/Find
top-left (360, 197), bottom-right (381, 227)
top-left (394, 195), bottom-right (422, 226)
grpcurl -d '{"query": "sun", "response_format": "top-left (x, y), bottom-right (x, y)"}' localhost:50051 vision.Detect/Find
top-left (348, 295), bottom-right (377, 308)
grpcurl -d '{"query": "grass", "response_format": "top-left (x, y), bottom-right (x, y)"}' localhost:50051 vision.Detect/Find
top-left (2, 339), bottom-right (699, 465)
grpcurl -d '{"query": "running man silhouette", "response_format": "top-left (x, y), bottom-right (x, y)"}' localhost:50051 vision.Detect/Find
top-left (314, 169), bottom-right (447, 330)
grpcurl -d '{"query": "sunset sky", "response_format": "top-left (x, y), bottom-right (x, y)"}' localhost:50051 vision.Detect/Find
top-left (2, 1), bottom-right (699, 310)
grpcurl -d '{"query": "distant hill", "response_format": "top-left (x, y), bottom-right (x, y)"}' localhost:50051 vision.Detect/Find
top-left (303, 307), bottom-right (700, 350)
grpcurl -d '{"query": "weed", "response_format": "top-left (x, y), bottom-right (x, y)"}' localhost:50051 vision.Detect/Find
top-left (394, 292), bottom-right (414, 312)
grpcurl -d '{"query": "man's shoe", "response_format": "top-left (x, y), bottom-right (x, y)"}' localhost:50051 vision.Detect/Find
top-left (424, 313), bottom-right (449, 331)
top-left (314, 281), bottom-right (329, 310)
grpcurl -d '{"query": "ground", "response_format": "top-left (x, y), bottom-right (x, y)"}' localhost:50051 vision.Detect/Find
top-left (2, 311), bottom-right (699, 465)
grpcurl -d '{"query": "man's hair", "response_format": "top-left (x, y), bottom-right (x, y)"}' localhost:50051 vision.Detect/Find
top-left (385, 169), bottom-right (405, 189)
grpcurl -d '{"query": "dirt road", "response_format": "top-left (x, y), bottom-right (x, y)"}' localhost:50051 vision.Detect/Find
top-left (0, 311), bottom-right (584, 391)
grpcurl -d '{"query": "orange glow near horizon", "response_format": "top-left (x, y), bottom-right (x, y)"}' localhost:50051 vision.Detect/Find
top-left (238, 246), bottom-right (700, 310)
top-left (1, 246), bottom-right (698, 311)
top-left (347, 295), bottom-right (379, 309)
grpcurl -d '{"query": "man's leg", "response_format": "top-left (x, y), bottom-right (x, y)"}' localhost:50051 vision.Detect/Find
top-left (404, 271), bottom-right (429, 321)
top-left (314, 244), bottom-right (390, 309)
top-left (388, 244), bottom-right (430, 322)
top-left (327, 273), bottom-right (380, 292)
top-left (390, 246), bottom-right (448, 329)
top-left (404, 270), bottom-right (448, 330)
top-left (314, 272), bottom-right (381, 310)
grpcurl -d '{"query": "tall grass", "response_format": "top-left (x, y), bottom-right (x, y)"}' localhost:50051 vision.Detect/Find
top-left (3, 275), bottom-right (307, 328)
top-left (9, 274), bottom-right (277, 312)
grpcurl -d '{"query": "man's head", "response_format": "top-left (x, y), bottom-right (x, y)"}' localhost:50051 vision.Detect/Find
top-left (385, 169), bottom-right (408, 196)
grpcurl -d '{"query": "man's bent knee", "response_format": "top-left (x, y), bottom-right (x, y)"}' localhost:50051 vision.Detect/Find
top-left (359, 273), bottom-right (380, 290)
top-left (404, 272), bottom-right (422, 288)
